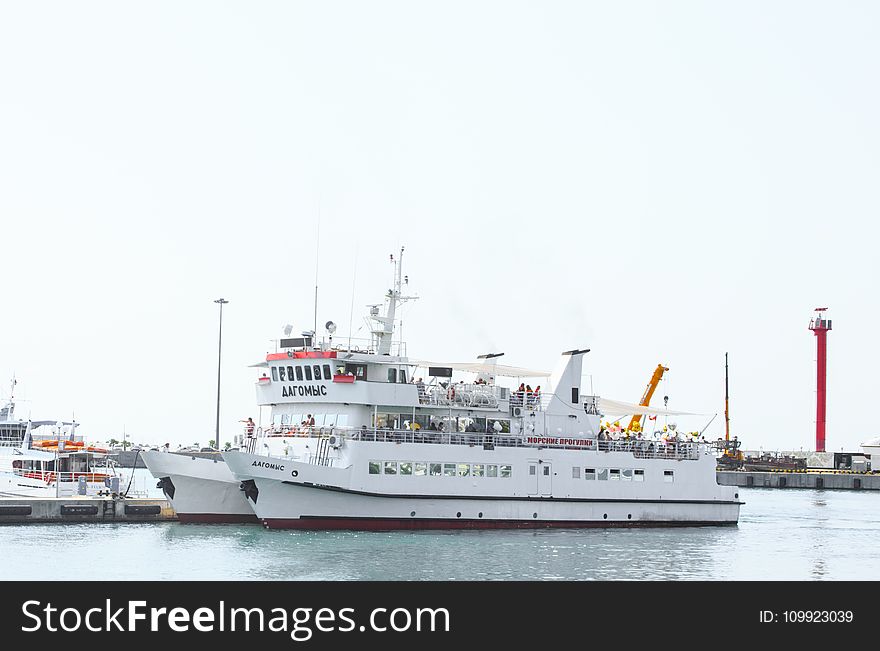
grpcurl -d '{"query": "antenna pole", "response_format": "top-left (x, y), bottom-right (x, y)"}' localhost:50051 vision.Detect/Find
top-left (214, 298), bottom-right (229, 451)
top-left (724, 352), bottom-right (730, 442)
top-left (347, 246), bottom-right (358, 352)
top-left (313, 208), bottom-right (321, 339)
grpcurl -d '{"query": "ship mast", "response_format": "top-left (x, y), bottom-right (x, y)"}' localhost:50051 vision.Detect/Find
top-left (371, 247), bottom-right (417, 355)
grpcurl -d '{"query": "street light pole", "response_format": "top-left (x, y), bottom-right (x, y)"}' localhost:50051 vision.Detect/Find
top-left (214, 298), bottom-right (229, 451)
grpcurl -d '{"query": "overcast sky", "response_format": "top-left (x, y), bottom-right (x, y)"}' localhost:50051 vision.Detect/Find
top-left (1, 2), bottom-right (877, 452)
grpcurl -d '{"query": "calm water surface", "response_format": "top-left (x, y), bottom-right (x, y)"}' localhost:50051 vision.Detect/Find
top-left (1, 475), bottom-right (878, 580)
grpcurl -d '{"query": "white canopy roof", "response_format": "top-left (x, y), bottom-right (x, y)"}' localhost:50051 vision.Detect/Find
top-left (408, 360), bottom-right (551, 378)
top-left (0, 447), bottom-right (56, 462)
top-left (597, 397), bottom-right (701, 417)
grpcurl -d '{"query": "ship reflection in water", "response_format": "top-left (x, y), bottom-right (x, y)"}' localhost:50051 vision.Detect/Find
top-left (1, 486), bottom-right (879, 580)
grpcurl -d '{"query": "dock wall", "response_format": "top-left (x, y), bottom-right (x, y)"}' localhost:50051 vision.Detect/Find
top-left (0, 498), bottom-right (177, 523)
top-left (718, 470), bottom-right (880, 490)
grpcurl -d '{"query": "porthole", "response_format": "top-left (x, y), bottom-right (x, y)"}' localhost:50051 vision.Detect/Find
top-left (533, 512), bottom-right (537, 518)
top-left (478, 512), bottom-right (483, 518)
top-left (456, 512), bottom-right (462, 518)
top-left (627, 514), bottom-right (632, 520)
top-left (603, 513), bottom-right (608, 519)
top-left (410, 511), bottom-right (416, 517)
top-left (735, 493), bottom-right (739, 499)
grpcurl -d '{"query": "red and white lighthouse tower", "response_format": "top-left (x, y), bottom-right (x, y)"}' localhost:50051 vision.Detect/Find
top-left (808, 307), bottom-right (832, 453)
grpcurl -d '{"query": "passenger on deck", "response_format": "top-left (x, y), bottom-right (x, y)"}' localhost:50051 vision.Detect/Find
top-left (515, 383), bottom-right (525, 406)
top-left (532, 386), bottom-right (541, 406)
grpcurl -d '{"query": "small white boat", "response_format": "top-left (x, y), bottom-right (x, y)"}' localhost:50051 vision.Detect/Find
top-left (0, 389), bottom-right (121, 497)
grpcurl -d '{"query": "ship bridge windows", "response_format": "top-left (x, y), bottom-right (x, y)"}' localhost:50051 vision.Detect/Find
top-left (273, 363), bottom-right (341, 383)
top-left (345, 363), bottom-right (367, 380)
top-left (664, 470), bottom-right (675, 483)
top-left (388, 368), bottom-right (397, 383)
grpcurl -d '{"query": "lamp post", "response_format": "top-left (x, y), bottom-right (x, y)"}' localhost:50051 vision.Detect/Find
top-left (214, 298), bottom-right (229, 451)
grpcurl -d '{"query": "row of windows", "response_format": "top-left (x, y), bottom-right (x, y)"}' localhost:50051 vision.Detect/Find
top-left (572, 467), bottom-right (674, 483)
top-left (369, 461), bottom-right (513, 478)
top-left (271, 364), bottom-right (335, 382)
top-left (374, 412), bottom-right (511, 433)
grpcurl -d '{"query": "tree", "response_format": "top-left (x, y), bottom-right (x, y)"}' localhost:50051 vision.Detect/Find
top-left (224, 442), bottom-right (231, 451)
top-left (108, 438), bottom-right (119, 448)
top-left (208, 439), bottom-right (216, 449)
top-left (121, 440), bottom-right (132, 450)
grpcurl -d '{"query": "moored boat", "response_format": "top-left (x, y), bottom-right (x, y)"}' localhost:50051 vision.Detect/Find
top-left (0, 388), bottom-right (121, 497)
top-left (223, 248), bottom-right (741, 529)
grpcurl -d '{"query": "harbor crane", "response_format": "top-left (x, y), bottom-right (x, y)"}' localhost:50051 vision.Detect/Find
top-left (626, 364), bottom-right (669, 433)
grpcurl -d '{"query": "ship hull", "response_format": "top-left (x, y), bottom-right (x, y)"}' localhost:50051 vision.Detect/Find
top-left (141, 450), bottom-right (257, 523)
top-left (224, 446), bottom-right (741, 531)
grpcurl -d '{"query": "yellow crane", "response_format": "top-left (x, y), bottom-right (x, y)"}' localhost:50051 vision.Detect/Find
top-left (717, 352), bottom-right (744, 468)
top-left (626, 364), bottom-right (669, 433)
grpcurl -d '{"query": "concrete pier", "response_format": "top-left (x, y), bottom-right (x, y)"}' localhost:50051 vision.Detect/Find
top-left (0, 497), bottom-right (177, 523)
top-left (718, 470), bottom-right (880, 490)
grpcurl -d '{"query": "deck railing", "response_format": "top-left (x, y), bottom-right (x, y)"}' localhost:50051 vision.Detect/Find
top-left (251, 426), bottom-right (704, 461)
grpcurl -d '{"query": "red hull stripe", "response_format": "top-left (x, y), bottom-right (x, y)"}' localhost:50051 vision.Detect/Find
top-left (262, 517), bottom-right (736, 531)
top-left (266, 351), bottom-right (338, 361)
top-left (177, 512), bottom-right (260, 524)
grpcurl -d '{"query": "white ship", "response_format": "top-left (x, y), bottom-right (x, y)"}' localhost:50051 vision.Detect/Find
top-left (0, 387), bottom-right (120, 497)
top-left (219, 249), bottom-right (741, 529)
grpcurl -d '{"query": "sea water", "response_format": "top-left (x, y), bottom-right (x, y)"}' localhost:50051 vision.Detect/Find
top-left (1, 471), bottom-right (878, 580)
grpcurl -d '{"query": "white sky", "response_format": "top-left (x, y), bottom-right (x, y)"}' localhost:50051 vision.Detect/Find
top-left (1, 2), bottom-right (877, 452)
